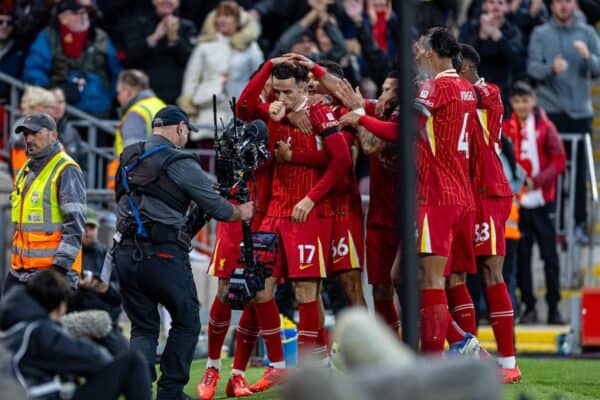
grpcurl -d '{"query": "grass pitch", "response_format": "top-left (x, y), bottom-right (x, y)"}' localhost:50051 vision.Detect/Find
top-left (170, 357), bottom-right (600, 400)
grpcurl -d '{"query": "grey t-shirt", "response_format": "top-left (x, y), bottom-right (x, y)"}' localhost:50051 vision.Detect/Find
top-left (117, 135), bottom-right (234, 231)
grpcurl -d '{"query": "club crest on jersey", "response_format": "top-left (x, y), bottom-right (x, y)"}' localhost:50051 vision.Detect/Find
top-left (326, 112), bottom-right (335, 121)
top-left (30, 190), bottom-right (40, 204)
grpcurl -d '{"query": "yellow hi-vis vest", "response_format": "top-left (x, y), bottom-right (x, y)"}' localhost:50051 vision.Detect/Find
top-left (108, 96), bottom-right (165, 190)
top-left (11, 152), bottom-right (82, 273)
top-left (114, 96), bottom-right (166, 156)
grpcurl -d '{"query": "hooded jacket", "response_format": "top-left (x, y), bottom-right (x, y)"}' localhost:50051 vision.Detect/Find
top-left (0, 287), bottom-right (112, 398)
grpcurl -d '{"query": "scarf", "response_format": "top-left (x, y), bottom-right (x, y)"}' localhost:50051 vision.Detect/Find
top-left (60, 23), bottom-right (88, 59)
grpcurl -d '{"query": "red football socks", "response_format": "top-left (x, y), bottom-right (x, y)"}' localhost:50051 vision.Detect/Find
top-left (315, 327), bottom-right (330, 361)
top-left (207, 297), bottom-right (231, 361)
top-left (485, 283), bottom-right (515, 357)
top-left (447, 284), bottom-right (477, 335)
top-left (297, 301), bottom-right (320, 361)
top-left (254, 299), bottom-right (285, 363)
top-left (420, 289), bottom-right (449, 354)
top-left (373, 299), bottom-right (401, 333)
top-left (446, 311), bottom-right (467, 345)
top-left (232, 304), bottom-right (259, 371)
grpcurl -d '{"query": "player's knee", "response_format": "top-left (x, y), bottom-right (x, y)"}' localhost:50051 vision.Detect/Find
top-left (372, 283), bottom-right (394, 300)
top-left (293, 280), bottom-right (319, 303)
top-left (478, 257), bottom-right (504, 286)
top-left (447, 273), bottom-right (466, 288)
top-left (216, 279), bottom-right (230, 303)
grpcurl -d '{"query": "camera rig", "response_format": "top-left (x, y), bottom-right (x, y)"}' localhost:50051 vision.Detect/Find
top-left (212, 96), bottom-right (278, 310)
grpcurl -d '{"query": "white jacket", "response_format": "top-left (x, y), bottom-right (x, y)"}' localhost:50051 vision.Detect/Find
top-left (180, 33), bottom-right (263, 140)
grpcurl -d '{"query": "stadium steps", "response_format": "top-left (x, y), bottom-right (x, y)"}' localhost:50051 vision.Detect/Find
top-left (477, 325), bottom-right (570, 354)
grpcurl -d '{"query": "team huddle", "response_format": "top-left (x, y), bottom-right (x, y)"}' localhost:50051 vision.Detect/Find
top-left (197, 26), bottom-right (520, 400)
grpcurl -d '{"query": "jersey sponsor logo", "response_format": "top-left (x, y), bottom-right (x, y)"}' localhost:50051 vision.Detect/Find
top-left (299, 263), bottom-right (313, 270)
top-left (419, 89), bottom-right (429, 98)
top-left (460, 91), bottom-right (475, 101)
top-left (320, 120), bottom-right (339, 130)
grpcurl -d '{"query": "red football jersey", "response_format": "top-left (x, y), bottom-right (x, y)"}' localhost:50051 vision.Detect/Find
top-left (415, 70), bottom-right (477, 207)
top-left (266, 101), bottom-right (340, 218)
top-left (366, 108), bottom-right (399, 227)
top-left (469, 80), bottom-right (512, 198)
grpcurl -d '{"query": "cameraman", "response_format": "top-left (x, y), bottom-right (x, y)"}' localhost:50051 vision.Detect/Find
top-left (113, 105), bottom-right (254, 400)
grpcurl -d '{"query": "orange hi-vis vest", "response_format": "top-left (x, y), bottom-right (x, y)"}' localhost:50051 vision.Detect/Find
top-left (10, 146), bottom-right (28, 181)
top-left (11, 152), bottom-right (82, 273)
top-left (505, 196), bottom-right (521, 240)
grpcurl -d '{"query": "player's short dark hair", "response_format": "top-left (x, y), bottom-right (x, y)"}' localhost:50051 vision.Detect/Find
top-left (27, 270), bottom-right (72, 313)
top-left (459, 44), bottom-right (481, 68)
top-left (510, 81), bottom-right (535, 98)
top-left (317, 60), bottom-right (344, 79)
top-left (425, 27), bottom-right (460, 59)
top-left (118, 69), bottom-right (150, 90)
top-left (271, 62), bottom-right (309, 84)
top-left (387, 70), bottom-right (400, 81)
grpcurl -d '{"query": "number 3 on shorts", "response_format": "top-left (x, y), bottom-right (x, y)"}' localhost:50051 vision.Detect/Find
top-left (474, 222), bottom-right (490, 243)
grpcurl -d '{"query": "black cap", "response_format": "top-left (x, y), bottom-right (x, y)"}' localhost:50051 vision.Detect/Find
top-left (56, 0), bottom-right (85, 14)
top-left (14, 113), bottom-right (57, 134)
top-left (152, 105), bottom-right (198, 131)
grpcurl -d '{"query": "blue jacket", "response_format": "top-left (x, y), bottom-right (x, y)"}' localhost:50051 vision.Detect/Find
top-left (23, 27), bottom-right (122, 116)
top-left (0, 40), bottom-right (26, 102)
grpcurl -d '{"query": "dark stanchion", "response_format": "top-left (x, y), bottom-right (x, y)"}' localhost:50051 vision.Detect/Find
top-left (395, 0), bottom-right (419, 351)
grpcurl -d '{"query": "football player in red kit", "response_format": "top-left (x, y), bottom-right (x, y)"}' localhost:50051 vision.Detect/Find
top-left (413, 27), bottom-right (478, 354)
top-left (337, 74), bottom-right (401, 333)
top-left (455, 44), bottom-right (520, 383)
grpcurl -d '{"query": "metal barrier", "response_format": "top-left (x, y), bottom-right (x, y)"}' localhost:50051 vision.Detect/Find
top-left (555, 133), bottom-right (598, 289)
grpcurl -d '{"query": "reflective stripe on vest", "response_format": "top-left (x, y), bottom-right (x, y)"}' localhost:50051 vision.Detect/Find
top-left (11, 152), bottom-right (82, 272)
top-left (114, 96), bottom-right (166, 156)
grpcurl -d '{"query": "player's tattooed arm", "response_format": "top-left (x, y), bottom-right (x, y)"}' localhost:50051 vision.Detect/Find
top-left (358, 126), bottom-right (386, 156)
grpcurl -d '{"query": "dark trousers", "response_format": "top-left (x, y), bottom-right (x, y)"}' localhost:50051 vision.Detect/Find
top-left (73, 351), bottom-right (151, 400)
top-left (517, 203), bottom-right (561, 313)
top-left (546, 113), bottom-right (590, 226)
top-left (114, 242), bottom-right (201, 400)
top-left (503, 239), bottom-right (520, 318)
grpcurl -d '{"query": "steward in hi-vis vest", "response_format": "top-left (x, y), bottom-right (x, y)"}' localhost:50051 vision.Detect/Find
top-left (8, 113), bottom-right (86, 291)
top-left (107, 69), bottom-right (165, 190)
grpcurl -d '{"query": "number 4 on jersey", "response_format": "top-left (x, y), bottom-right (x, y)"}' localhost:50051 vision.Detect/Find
top-left (458, 112), bottom-right (469, 158)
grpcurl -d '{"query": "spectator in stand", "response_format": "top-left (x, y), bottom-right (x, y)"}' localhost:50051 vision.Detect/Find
top-left (179, 1), bottom-right (262, 144)
top-left (0, 7), bottom-right (25, 103)
top-left (11, 0), bottom-right (59, 45)
top-left (507, 0), bottom-right (548, 79)
top-left (0, 270), bottom-right (151, 400)
top-left (459, 0), bottom-right (523, 109)
top-left (527, 0), bottom-right (600, 244)
top-left (70, 208), bottom-right (129, 356)
top-left (269, 0), bottom-right (347, 62)
top-left (23, 0), bottom-right (121, 117)
top-left (119, 0), bottom-right (196, 104)
top-left (502, 81), bottom-right (567, 325)
top-left (8, 85), bottom-right (55, 179)
top-left (48, 86), bottom-right (87, 169)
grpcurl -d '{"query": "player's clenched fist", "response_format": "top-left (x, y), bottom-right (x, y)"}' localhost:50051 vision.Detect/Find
top-left (274, 140), bottom-right (293, 162)
top-left (269, 100), bottom-right (286, 122)
top-left (292, 196), bottom-right (315, 223)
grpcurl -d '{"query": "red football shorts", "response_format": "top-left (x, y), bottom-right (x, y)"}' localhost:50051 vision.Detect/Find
top-left (473, 196), bottom-right (512, 257)
top-left (259, 214), bottom-right (332, 279)
top-left (417, 205), bottom-right (467, 257)
top-left (366, 224), bottom-right (399, 285)
top-left (445, 209), bottom-right (476, 275)
top-left (329, 202), bottom-right (364, 275)
top-left (207, 221), bottom-right (242, 278)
